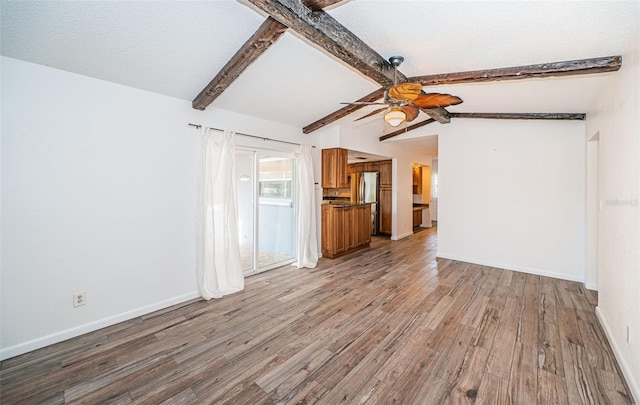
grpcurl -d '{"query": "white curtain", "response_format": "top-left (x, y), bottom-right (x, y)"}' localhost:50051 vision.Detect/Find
top-left (196, 128), bottom-right (244, 299)
top-left (293, 145), bottom-right (319, 268)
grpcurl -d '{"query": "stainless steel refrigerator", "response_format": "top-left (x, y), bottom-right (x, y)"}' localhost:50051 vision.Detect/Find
top-left (355, 172), bottom-right (379, 235)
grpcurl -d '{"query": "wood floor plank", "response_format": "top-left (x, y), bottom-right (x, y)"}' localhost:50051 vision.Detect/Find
top-left (485, 319), bottom-right (518, 379)
top-left (562, 342), bottom-right (606, 404)
top-left (1, 227), bottom-right (633, 405)
top-left (594, 368), bottom-right (636, 405)
top-left (384, 346), bottom-right (439, 404)
top-left (508, 342), bottom-right (538, 405)
top-left (410, 374), bottom-right (453, 405)
top-left (313, 324), bottom-right (391, 390)
top-left (539, 277), bottom-right (565, 377)
top-left (538, 368), bottom-right (569, 404)
top-left (555, 279), bottom-right (577, 309)
top-left (470, 295), bottom-right (504, 350)
top-left (64, 355), bottom-right (176, 403)
top-left (374, 311), bottom-right (432, 386)
top-left (64, 355), bottom-right (173, 402)
top-left (432, 324), bottom-right (476, 382)
top-left (475, 372), bottom-right (509, 405)
top-left (576, 309), bottom-right (619, 373)
top-left (129, 355), bottom-right (230, 404)
top-left (314, 348), bottom-right (393, 404)
top-left (255, 341), bottom-right (332, 394)
top-left (441, 345), bottom-right (490, 404)
top-left (157, 388), bottom-right (198, 405)
top-left (276, 380), bottom-right (326, 405)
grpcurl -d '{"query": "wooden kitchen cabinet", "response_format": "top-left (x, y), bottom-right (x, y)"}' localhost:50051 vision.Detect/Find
top-left (348, 160), bottom-right (381, 174)
top-left (322, 148), bottom-right (349, 188)
top-left (345, 206), bottom-right (357, 251)
top-left (379, 160), bottom-right (392, 188)
top-left (379, 188), bottom-right (392, 234)
top-left (377, 159), bottom-right (393, 235)
top-left (322, 205), bottom-right (345, 256)
top-left (413, 209), bottom-right (422, 228)
top-left (357, 204), bottom-right (372, 245)
top-left (412, 164), bottom-right (422, 194)
top-left (367, 161), bottom-right (380, 173)
top-left (321, 203), bottom-right (371, 259)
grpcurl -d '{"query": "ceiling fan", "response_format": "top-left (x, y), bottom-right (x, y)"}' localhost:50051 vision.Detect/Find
top-left (343, 56), bottom-right (463, 127)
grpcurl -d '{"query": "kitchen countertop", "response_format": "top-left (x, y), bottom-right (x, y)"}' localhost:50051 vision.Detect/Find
top-left (412, 203), bottom-right (429, 211)
top-left (322, 201), bottom-right (371, 207)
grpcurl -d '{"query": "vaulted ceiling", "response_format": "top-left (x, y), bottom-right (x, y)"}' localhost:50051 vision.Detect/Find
top-left (2, 0), bottom-right (638, 145)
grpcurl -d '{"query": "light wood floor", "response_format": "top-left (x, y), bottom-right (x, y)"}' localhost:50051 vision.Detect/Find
top-left (1, 228), bottom-right (634, 404)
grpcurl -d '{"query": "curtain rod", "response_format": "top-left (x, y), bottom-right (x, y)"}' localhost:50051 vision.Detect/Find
top-left (188, 123), bottom-right (316, 148)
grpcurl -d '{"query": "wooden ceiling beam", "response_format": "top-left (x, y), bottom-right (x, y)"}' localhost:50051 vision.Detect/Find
top-left (192, 17), bottom-right (287, 110)
top-left (409, 56), bottom-right (621, 86)
top-left (303, 0), bottom-right (346, 9)
top-left (306, 55), bottom-right (619, 134)
top-left (303, 87), bottom-right (385, 133)
top-left (450, 112), bottom-right (586, 120)
top-left (244, 0), bottom-right (405, 87)
top-left (379, 118), bottom-right (436, 141)
top-left (192, 0), bottom-right (345, 110)
top-left (379, 112), bottom-right (586, 141)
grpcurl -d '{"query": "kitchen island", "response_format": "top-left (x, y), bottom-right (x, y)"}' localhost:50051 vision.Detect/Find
top-left (321, 202), bottom-right (372, 259)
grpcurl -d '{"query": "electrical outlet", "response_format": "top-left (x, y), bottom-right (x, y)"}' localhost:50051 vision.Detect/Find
top-left (73, 292), bottom-right (86, 308)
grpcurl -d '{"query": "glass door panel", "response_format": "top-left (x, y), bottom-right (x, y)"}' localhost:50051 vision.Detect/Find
top-left (236, 150), bottom-right (256, 273)
top-left (257, 155), bottom-right (296, 271)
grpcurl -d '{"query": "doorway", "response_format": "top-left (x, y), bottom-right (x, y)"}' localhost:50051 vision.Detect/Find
top-left (236, 149), bottom-right (296, 275)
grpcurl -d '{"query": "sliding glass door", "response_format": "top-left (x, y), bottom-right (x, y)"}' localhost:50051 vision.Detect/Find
top-left (236, 149), bottom-right (296, 275)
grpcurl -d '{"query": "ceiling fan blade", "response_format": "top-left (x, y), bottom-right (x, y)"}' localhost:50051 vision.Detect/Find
top-left (388, 82), bottom-right (422, 100)
top-left (340, 101), bottom-right (388, 106)
top-left (402, 105), bottom-right (420, 122)
top-left (413, 93), bottom-right (463, 109)
top-left (354, 107), bottom-right (387, 121)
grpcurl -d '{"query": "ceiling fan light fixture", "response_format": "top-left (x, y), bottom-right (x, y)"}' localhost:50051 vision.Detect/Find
top-left (385, 108), bottom-right (406, 127)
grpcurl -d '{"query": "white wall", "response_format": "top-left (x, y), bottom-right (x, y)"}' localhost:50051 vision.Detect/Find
top-left (437, 119), bottom-right (586, 282)
top-left (585, 27), bottom-right (640, 401)
top-left (0, 57), bottom-right (308, 360)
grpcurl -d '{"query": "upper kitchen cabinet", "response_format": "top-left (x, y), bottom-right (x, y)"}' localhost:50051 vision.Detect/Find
top-left (413, 164), bottom-right (432, 203)
top-left (379, 160), bottom-right (392, 188)
top-left (412, 164), bottom-right (422, 194)
top-left (322, 148), bottom-right (349, 188)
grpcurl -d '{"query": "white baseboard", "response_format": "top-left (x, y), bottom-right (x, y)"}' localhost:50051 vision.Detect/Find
top-left (435, 252), bottom-right (584, 283)
top-left (585, 282), bottom-right (598, 291)
top-left (392, 231), bottom-right (414, 241)
top-left (596, 306), bottom-right (640, 404)
top-left (0, 291), bottom-right (201, 361)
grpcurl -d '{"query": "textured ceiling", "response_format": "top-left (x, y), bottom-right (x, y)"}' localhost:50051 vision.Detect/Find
top-left (2, 0), bottom-right (638, 154)
top-left (331, 1), bottom-right (637, 76)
